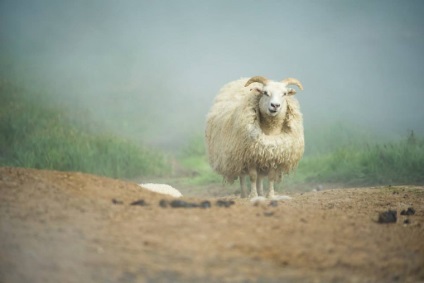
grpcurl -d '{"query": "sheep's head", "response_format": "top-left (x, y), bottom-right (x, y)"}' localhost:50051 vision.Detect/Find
top-left (245, 76), bottom-right (303, 118)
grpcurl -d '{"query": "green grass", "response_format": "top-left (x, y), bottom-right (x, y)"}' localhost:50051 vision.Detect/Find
top-left (178, 134), bottom-right (222, 185)
top-left (0, 80), bottom-right (170, 178)
top-left (178, 128), bottom-right (424, 189)
top-left (287, 131), bottom-right (424, 186)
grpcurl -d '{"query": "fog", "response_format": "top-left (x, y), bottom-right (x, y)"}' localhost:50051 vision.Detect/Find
top-left (1, 0), bottom-right (423, 150)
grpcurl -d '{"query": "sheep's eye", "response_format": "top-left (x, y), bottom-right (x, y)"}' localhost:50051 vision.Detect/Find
top-left (283, 92), bottom-right (287, 96)
top-left (263, 91), bottom-right (268, 96)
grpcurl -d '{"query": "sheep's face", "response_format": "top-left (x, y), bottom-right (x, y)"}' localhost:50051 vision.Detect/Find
top-left (254, 81), bottom-right (296, 118)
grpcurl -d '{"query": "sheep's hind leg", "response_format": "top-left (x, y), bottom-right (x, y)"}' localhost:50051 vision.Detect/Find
top-left (248, 168), bottom-right (258, 198)
top-left (256, 175), bottom-right (264, 196)
top-left (239, 176), bottom-right (247, 198)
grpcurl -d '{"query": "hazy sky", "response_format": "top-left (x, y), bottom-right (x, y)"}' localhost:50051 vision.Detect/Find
top-left (1, 0), bottom-right (423, 148)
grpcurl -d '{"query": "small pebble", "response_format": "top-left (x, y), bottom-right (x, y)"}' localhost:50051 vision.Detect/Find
top-left (377, 210), bottom-right (397, 224)
top-left (130, 199), bottom-right (148, 206)
top-left (159, 199), bottom-right (212, 209)
top-left (400, 207), bottom-right (415, 216)
top-left (112, 199), bottom-right (124, 205)
top-left (159, 199), bottom-right (168, 208)
top-left (216, 200), bottom-right (235, 208)
top-left (170, 200), bottom-right (198, 208)
top-left (199, 201), bottom-right (211, 209)
top-left (269, 200), bottom-right (278, 207)
top-left (263, 211), bottom-right (274, 217)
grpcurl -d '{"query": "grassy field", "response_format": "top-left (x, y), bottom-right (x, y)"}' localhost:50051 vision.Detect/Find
top-left (284, 132), bottom-right (424, 189)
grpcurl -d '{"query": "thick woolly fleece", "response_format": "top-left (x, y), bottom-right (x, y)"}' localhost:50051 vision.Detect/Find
top-left (205, 78), bottom-right (304, 183)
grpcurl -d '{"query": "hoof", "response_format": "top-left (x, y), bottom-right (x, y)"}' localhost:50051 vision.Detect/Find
top-left (266, 192), bottom-right (275, 199)
top-left (250, 196), bottom-right (267, 204)
top-left (249, 191), bottom-right (258, 198)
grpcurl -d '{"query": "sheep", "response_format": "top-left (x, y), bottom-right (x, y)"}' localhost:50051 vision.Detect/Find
top-left (139, 183), bottom-right (183, 198)
top-left (205, 76), bottom-right (304, 198)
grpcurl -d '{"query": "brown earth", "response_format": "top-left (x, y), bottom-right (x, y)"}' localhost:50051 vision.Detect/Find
top-left (0, 167), bottom-right (423, 283)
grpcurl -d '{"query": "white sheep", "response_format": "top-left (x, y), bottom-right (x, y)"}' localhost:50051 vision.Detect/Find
top-left (205, 76), bottom-right (304, 198)
top-left (139, 183), bottom-right (182, 198)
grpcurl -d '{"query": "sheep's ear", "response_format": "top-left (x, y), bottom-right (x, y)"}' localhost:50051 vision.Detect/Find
top-left (287, 88), bottom-right (297, 96)
top-left (250, 87), bottom-right (263, 95)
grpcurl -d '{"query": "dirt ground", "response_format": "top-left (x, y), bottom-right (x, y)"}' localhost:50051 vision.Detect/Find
top-left (0, 167), bottom-right (423, 283)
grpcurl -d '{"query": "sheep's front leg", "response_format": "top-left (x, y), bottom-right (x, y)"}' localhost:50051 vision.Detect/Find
top-left (239, 175), bottom-right (247, 198)
top-left (256, 175), bottom-right (264, 196)
top-left (248, 167), bottom-right (258, 198)
top-left (267, 169), bottom-right (277, 198)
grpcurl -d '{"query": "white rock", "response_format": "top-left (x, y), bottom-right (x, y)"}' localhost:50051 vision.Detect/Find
top-left (139, 183), bottom-right (182, 198)
top-left (271, 195), bottom-right (292, 200)
top-left (250, 195), bottom-right (292, 205)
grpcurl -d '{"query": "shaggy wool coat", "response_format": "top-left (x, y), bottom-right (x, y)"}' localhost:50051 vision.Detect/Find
top-left (205, 78), bottom-right (304, 183)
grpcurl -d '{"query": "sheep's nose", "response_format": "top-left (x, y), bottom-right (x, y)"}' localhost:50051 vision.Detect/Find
top-left (271, 102), bottom-right (280, 109)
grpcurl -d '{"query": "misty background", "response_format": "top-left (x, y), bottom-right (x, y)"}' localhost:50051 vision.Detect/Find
top-left (1, 0), bottom-right (423, 151)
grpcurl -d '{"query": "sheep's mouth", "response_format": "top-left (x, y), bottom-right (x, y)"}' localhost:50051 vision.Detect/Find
top-left (268, 109), bottom-right (278, 115)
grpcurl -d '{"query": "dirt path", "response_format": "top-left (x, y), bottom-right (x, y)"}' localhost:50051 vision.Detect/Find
top-left (1, 167), bottom-right (423, 283)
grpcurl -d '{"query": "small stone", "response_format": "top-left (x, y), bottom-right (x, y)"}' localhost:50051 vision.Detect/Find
top-left (159, 199), bottom-right (168, 208)
top-left (199, 201), bottom-right (211, 208)
top-left (263, 211), bottom-right (274, 217)
top-left (216, 200), bottom-right (235, 208)
top-left (112, 199), bottom-right (124, 205)
top-left (377, 210), bottom-right (397, 224)
top-left (400, 207), bottom-right (415, 216)
top-left (170, 200), bottom-right (198, 208)
top-left (130, 199), bottom-right (148, 206)
top-left (269, 200), bottom-right (278, 207)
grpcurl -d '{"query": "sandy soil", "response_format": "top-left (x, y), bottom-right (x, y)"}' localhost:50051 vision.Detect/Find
top-left (0, 167), bottom-right (423, 283)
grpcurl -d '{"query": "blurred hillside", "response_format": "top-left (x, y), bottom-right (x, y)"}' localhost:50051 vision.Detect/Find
top-left (0, 81), bottom-right (170, 179)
